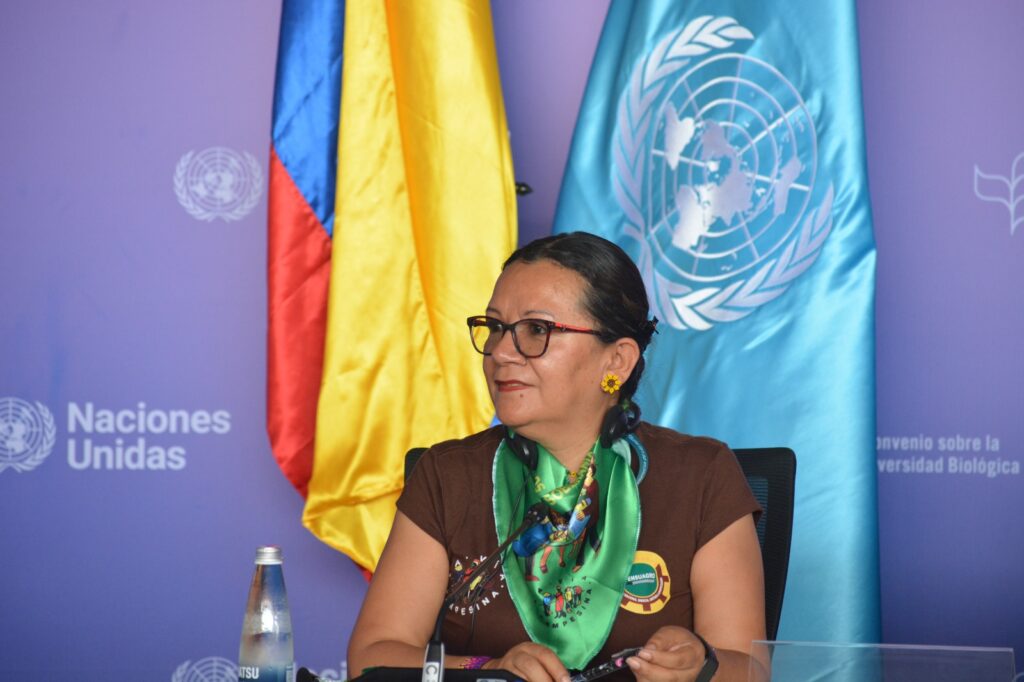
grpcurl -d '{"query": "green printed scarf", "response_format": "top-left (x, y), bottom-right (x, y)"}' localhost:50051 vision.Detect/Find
top-left (492, 435), bottom-right (640, 669)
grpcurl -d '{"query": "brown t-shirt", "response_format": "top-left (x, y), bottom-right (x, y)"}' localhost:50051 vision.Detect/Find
top-left (396, 422), bottom-right (761, 669)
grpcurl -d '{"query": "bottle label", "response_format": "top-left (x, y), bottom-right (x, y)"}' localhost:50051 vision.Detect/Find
top-left (237, 664), bottom-right (295, 682)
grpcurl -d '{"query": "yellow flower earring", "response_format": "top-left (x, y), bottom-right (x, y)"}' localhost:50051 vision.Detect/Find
top-left (600, 372), bottom-right (622, 395)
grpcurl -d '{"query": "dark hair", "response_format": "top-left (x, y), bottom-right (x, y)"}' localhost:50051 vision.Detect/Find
top-left (503, 231), bottom-right (657, 400)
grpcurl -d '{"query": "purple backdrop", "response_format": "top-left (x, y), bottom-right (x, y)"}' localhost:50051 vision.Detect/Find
top-left (858, 0), bottom-right (1024, 654)
top-left (1, 1), bottom-right (1021, 679)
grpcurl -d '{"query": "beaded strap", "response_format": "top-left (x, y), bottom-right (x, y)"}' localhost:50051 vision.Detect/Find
top-left (460, 656), bottom-right (492, 670)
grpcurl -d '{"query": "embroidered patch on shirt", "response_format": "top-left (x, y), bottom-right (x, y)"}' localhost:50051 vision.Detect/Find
top-left (620, 550), bottom-right (671, 614)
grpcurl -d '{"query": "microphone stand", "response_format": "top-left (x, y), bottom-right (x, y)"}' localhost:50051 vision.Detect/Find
top-left (421, 502), bottom-right (549, 682)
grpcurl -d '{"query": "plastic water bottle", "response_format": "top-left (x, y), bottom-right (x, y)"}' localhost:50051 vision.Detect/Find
top-left (238, 546), bottom-right (295, 682)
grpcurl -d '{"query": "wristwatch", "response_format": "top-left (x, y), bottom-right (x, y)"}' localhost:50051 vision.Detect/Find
top-left (693, 632), bottom-right (719, 682)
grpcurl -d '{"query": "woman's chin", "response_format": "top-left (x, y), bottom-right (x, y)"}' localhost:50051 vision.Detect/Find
top-left (495, 414), bottom-right (525, 430)
top-left (493, 407), bottom-right (531, 432)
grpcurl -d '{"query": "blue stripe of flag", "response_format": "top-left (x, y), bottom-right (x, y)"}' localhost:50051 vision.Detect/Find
top-left (271, 0), bottom-right (344, 237)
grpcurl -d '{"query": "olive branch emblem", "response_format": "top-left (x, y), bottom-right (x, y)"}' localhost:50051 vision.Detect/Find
top-left (0, 400), bottom-right (56, 474)
top-left (171, 656), bottom-right (237, 682)
top-left (973, 151), bottom-right (1024, 236)
top-left (613, 16), bottom-right (834, 331)
top-left (174, 148), bottom-right (264, 223)
top-left (171, 660), bottom-right (191, 682)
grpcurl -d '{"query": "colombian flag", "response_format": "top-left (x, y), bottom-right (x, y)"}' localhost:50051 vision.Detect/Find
top-left (267, 1), bottom-right (343, 497)
top-left (268, 0), bottom-right (517, 572)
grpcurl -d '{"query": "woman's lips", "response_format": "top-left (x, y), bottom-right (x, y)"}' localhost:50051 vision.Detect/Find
top-left (495, 380), bottom-right (528, 392)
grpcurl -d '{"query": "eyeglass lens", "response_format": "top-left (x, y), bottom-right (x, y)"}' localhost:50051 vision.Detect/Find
top-left (471, 319), bottom-right (550, 357)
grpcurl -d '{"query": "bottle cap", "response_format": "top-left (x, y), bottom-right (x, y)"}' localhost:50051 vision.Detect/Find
top-left (254, 546), bottom-right (283, 565)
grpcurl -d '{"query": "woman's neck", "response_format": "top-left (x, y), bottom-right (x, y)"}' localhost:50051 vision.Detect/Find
top-left (540, 432), bottom-right (599, 472)
top-left (520, 403), bottom-right (615, 471)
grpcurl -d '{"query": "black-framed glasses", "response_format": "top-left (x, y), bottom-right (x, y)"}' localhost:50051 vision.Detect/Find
top-left (466, 315), bottom-right (602, 358)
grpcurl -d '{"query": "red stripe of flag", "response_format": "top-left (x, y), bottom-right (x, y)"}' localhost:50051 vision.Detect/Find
top-left (267, 146), bottom-right (332, 496)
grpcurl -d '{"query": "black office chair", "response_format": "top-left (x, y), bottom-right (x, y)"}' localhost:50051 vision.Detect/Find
top-left (734, 447), bottom-right (796, 641)
top-left (403, 445), bottom-right (796, 640)
top-left (404, 447), bottom-right (428, 481)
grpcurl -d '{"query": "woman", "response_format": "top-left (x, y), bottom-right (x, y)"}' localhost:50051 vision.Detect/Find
top-left (348, 233), bottom-right (766, 682)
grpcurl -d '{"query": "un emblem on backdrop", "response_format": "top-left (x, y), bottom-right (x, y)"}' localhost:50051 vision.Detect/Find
top-left (973, 151), bottom-right (1024, 236)
top-left (613, 16), bottom-right (833, 331)
top-left (174, 147), bottom-right (264, 222)
top-left (172, 657), bottom-right (236, 682)
top-left (0, 397), bottom-right (56, 474)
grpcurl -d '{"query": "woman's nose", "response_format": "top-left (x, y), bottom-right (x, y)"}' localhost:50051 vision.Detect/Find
top-left (489, 327), bottom-right (523, 362)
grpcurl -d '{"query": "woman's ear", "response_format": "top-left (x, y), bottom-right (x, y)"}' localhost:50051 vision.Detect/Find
top-left (606, 337), bottom-right (641, 380)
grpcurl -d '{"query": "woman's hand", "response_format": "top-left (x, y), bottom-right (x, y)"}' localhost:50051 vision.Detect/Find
top-left (484, 641), bottom-right (570, 682)
top-left (626, 626), bottom-right (706, 682)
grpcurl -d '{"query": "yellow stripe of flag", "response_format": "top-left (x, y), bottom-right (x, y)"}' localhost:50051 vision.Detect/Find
top-left (303, 0), bottom-right (517, 571)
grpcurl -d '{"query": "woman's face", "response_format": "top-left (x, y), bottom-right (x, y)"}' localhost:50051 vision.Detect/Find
top-left (483, 260), bottom-right (615, 447)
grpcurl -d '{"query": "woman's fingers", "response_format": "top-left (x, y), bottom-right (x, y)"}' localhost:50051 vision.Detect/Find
top-left (635, 640), bottom-right (703, 670)
top-left (627, 626), bottom-right (706, 682)
top-left (489, 642), bottom-right (569, 682)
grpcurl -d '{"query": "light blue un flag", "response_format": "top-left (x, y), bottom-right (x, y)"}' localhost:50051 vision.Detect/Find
top-left (554, 1), bottom-right (879, 642)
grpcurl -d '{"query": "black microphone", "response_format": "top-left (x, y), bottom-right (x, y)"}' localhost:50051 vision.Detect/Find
top-left (422, 502), bottom-right (549, 682)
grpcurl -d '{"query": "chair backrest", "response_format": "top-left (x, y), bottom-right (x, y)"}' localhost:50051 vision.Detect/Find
top-left (733, 447), bottom-right (796, 641)
top-left (405, 447), bottom-right (427, 481)
top-left (403, 445), bottom-right (796, 640)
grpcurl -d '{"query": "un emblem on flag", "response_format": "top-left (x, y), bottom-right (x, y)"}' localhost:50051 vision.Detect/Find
top-left (613, 17), bottom-right (834, 331)
top-left (0, 397), bottom-right (56, 474)
top-left (174, 147), bottom-right (264, 222)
